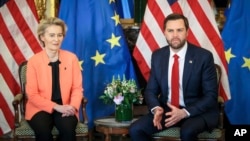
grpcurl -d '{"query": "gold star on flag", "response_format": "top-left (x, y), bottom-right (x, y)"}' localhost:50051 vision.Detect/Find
top-left (225, 48), bottom-right (236, 64)
top-left (242, 57), bottom-right (250, 70)
top-left (111, 11), bottom-right (120, 26)
top-left (91, 51), bottom-right (106, 66)
top-left (106, 33), bottom-right (121, 49)
top-left (79, 60), bottom-right (83, 71)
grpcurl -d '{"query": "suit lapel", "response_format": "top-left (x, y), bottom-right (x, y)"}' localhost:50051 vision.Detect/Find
top-left (182, 45), bottom-right (195, 92)
top-left (160, 47), bottom-right (170, 95)
top-left (41, 51), bottom-right (53, 99)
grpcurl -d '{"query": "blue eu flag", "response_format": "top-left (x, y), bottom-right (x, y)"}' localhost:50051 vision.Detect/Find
top-left (59, 0), bottom-right (137, 128)
top-left (222, 0), bottom-right (250, 124)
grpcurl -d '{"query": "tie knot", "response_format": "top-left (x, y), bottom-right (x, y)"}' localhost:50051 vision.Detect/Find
top-left (173, 54), bottom-right (179, 59)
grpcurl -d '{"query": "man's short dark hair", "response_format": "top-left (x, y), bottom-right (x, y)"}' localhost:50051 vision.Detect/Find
top-left (163, 13), bottom-right (189, 30)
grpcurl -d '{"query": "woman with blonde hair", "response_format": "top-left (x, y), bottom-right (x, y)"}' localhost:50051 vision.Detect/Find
top-left (25, 17), bottom-right (83, 141)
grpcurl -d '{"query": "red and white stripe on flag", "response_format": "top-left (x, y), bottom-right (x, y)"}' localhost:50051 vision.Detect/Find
top-left (0, 0), bottom-right (42, 136)
top-left (133, 0), bottom-right (231, 101)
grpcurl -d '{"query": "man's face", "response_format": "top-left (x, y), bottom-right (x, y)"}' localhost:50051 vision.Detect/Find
top-left (164, 19), bottom-right (188, 51)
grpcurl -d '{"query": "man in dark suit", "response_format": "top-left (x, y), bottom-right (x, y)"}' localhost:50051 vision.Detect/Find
top-left (129, 13), bottom-right (219, 141)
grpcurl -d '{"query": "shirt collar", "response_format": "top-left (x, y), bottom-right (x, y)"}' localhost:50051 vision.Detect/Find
top-left (170, 42), bottom-right (187, 59)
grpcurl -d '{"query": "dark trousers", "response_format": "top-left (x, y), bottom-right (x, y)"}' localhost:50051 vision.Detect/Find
top-left (129, 113), bottom-right (208, 141)
top-left (27, 111), bottom-right (78, 141)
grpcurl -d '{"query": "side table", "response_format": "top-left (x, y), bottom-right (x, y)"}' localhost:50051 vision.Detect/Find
top-left (94, 117), bottom-right (137, 141)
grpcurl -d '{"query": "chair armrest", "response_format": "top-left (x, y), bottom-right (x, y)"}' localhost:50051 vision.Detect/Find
top-left (81, 97), bottom-right (88, 124)
top-left (12, 93), bottom-right (23, 127)
top-left (13, 93), bottom-right (23, 104)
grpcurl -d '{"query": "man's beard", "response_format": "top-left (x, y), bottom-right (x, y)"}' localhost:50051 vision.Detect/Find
top-left (167, 38), bottom-right (186, 50)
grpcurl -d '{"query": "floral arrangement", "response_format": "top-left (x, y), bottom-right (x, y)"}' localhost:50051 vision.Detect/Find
top-left (99, 75), bottom-right (143, 105)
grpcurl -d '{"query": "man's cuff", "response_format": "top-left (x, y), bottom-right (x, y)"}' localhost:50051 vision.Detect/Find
top-left (151, 106), bottom-right (161, 114)
top-left (182, 108), bottom-right (190, 117)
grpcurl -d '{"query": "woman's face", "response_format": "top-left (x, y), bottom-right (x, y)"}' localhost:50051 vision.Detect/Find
top-left (41, 25), bottom-right (64, 51)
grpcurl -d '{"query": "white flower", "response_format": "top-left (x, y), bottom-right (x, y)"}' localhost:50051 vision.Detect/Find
top-left (100, 74), bottom-right (143, 105)
top-left (129, 87), bottom-right (136, 93)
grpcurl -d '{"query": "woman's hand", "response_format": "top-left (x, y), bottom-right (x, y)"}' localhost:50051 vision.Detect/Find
top-left (54, 104), bottom-right (76, 117)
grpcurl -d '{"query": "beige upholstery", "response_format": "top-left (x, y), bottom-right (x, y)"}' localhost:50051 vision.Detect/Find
top-left (12, 61), bottom-right (90, 141)
top-left (153, 127), bottom-right (224, 140)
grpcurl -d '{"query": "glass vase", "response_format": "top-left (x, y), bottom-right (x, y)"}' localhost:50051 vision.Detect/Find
top-left (115, 102), bottom-right (133, 122)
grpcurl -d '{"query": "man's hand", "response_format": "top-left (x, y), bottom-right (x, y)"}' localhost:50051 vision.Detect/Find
top-left (153, 107), bottom-right (164, 130)
top-left (164, 103), bottom-right (187, 127)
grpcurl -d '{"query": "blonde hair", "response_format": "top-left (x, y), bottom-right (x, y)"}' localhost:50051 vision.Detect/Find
top-left (37, 17), bottom-right (67, 47)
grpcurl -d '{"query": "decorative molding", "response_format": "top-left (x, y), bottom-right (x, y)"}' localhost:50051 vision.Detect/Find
top-left (120, 18), bottom-right (136, 29)
top-left (34, 0), bottom-right (46, 20)
top-left (34, 0), bottom-right (59, 21)
top-left (216, 8), bottom-right (226, 31)
top-left (46, 0), bottom-right (59, 18)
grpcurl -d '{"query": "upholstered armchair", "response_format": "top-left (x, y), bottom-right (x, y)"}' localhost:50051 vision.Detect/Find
top-left (12, 61), bottom-right (90, 141)
top-left (133, 64), bottom-right (225, 141)
top-left (151, 64), bottom-right (225, 141)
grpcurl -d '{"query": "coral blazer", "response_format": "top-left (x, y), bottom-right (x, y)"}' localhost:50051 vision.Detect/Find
top-left (25, 49), bottom-right (83, 120)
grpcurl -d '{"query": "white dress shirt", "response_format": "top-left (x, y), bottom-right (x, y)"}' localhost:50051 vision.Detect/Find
top-left (151, 42), bottom-right (190, 116)
top-left (168, 42), bottom-right (187, 107)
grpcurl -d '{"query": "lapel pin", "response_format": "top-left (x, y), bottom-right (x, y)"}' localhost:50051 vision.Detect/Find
top-left (189, 60), bottom-right (193, 63)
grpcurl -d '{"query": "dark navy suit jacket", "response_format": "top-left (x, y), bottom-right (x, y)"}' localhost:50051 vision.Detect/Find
top-left (144, 43), bottom-right (219, 129)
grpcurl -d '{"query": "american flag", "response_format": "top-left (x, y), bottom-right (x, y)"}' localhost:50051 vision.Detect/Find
top-left (133, 0), bottom-right (230, 101)
top-left (0, 0), bottom-right (42, 136)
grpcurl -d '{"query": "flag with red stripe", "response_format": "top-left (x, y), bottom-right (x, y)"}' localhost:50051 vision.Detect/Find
top-left (133, 0), bottom-right (230, 101)
top-left (0, 0), bottom-right (42, 136)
